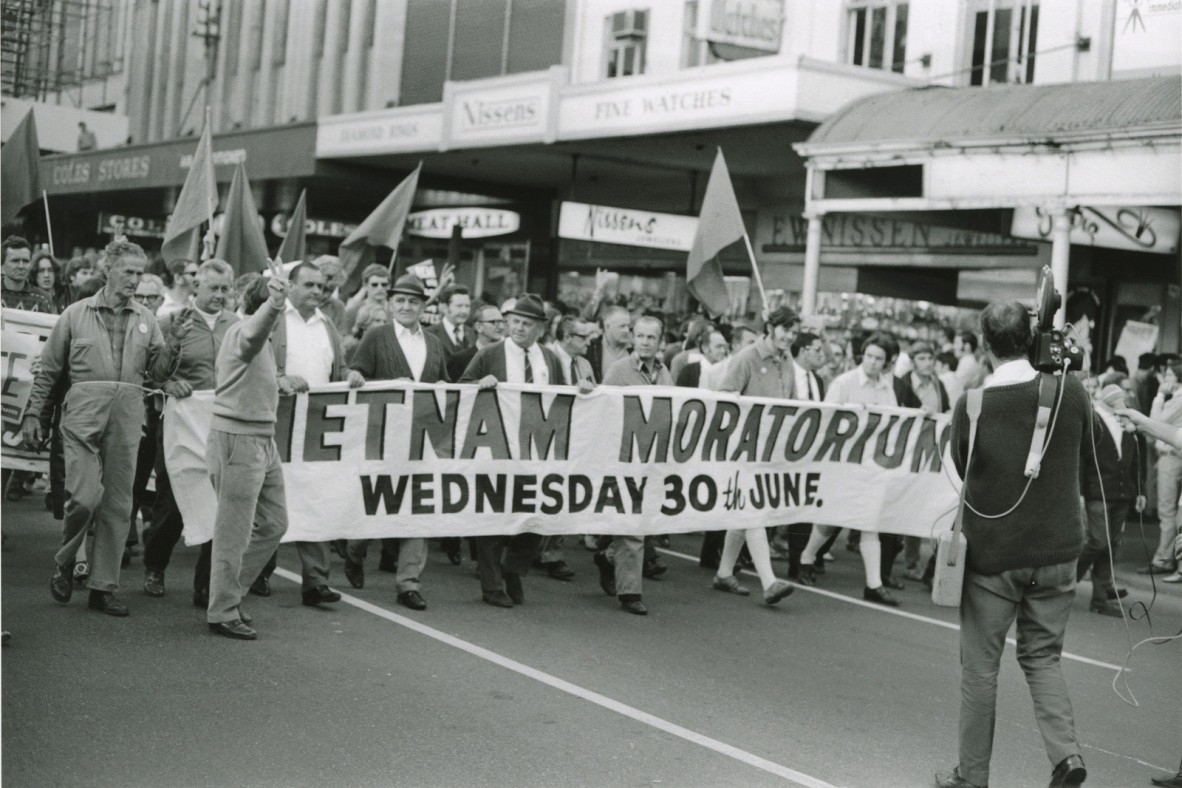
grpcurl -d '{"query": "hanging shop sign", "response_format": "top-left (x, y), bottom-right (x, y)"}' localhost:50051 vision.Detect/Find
top-left (697, 0), bottom-right (785, 52)
top-left (558, 201), bottom-right (698, 252)
top-left (1010, 205), bottom-right (1180, 255)
top-left (97, 212), bottom-right (168, 239)
top-left (406, 208), bottom-right (521, 239)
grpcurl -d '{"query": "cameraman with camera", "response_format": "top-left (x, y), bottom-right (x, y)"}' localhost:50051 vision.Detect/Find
top-left (937, 300), bottom-right (1094, 788)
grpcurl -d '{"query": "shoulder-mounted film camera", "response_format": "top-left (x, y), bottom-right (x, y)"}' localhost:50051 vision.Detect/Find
top-left (1030, 266), bottom-right (1084, 373)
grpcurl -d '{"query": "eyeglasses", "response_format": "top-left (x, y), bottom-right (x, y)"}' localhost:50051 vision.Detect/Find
top-left (574, 333), bottom-right (595, 340)
top-left (133, 293), bottom-right (163, 302)
top-left (479, 319), bottom-right (506, 325)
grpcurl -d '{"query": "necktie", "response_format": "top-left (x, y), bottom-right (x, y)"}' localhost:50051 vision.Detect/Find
top-left (569, 359), bottom-right (579, 386)
top-left (454, 326), bottom-right (463, 345)
top-left (524, 351), bottom-right (533, 384)
top-left (808, 374), bottom-right (817, 401)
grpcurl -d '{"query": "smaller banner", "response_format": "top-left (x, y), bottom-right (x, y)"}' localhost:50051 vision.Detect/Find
top-left (1, 308), bottom-right (57, 471)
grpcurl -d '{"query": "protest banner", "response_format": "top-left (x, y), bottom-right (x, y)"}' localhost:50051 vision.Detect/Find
top-left (165, 381), bottom-right (961, 545)
top-left (1, 308), bottom-right (57, 472)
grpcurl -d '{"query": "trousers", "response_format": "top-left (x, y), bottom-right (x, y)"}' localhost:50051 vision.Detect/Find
top-left (143, 418), bottom-right (209, 591)
top-left (206, 431), bottom-right (288, 624)
top-left (56, 384), bottom-right (145, 592)
top-left (1078, 499), bottom-right (1128, 603)
top-left (475, 534), bottom-right (541, 595)
top-left (346, 538), bottom-right (427, 593)
top-left (957, 560), bottom-right (1080, 786)
top-left (1154, 453), bottom-right (1182, 568)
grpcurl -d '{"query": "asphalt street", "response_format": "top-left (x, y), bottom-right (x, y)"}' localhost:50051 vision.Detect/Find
top-left (2, 494), bottom-right (1179, 788)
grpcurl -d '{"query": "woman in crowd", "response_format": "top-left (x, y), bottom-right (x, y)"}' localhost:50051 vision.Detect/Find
top-left (32, 253), bottom-right (68, 312)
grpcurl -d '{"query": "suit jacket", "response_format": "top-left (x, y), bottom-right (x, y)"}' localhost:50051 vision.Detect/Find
top-left (271, 309), bottom-right (347, 383)
top-left (459, 340), bottom-right (564, 385)
top-left (798, 368), bottom-right (826, 401)
top-left (1082, 416), bottom-right (1145, 502)
top-left (895, 373), bottom-right (949, 412)
top-left (425, 320), bottom-right (473, 358)
top-left (447, 344), bottom-right (479, 383)
top-left (350, 323), bottom-right (450, 383)
top-left (676, 361), bottom-right (703, 389)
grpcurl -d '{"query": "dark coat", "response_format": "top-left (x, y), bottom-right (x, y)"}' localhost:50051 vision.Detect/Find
top-left (1082, 415), bottom-right (1145, 502)
top-left (349, 323), bottom-right (450, 383)
top-left (424, 320), bottom-right (472, 357)
top-left (459, 340), bottom-right (564, 384)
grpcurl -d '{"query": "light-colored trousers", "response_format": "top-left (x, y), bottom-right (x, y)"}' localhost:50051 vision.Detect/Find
top-left (206, 431), bottom-right (288, 624)
top-left (607, 535), bottom-right (644, 596)
top-left (346, 538), bottom-right (427, 593)
top-left (1154, 453), bottom-right (1182, 567)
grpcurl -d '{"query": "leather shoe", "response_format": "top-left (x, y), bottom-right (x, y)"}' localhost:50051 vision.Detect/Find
top-left (397, 590), bottom-right (427, 611)
top-left (1089, 600), bottom-right (1122, 617)
top-left (482, 590), bottom-right (513, 608)
top-left (50, 563), bottom-right (73, 604)
top-left (1106, 587), bottom-right (1128, 600)
top-left (619, 595), bottom-right (648, 615)
top-left (193, 587), bottom-right (209, 608)
top-left (343, 557), bottom-right (365, 589)
top-left (143, 570), bottom-right (165, 597)
top-left (763, 579), bottom-right (795, 606)
top-left (249, 576), bottom-right (271, 597)
top-left (209, 619), bottom-right (257, 640)
top-left (1150, 771), bottom-right (1182, 787)
top-left (1137, 563), bottom-right (1176, 575)
top-left (935, 766), bottom-right (987, 787)
top-left (642, 558), bottom-right (668, 579)
top-left (543, 560), bottom-right (575, 581)
top-left (594, 551), bottom-right (616, 597)
top-left (798, 565), bottom-right (818, 586)
top-left (863, 586), bottom-right (900, 607)
top-left (302, 585), bottom-right (342, 606)
top-left (87, 590), bottom-right (129, 617)
top-left (712, 574), bottom-right (751, 596)
top-left (883, 575), bottom-right (905, 590)
top-left (1048, 754), bottom-right (1086, 787)
top-left (503, 571), bottom-right (524, 605)
top-left (238, 606), bottom-right (253, 625)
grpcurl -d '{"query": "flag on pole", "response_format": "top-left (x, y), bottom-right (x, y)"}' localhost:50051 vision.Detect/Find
top-left (339, 163), bottom-right (421, 291)
top-left (1, 111), bottom-right (44, 227)
top-left (161, 119), bottom-right (217, 263)
top-left (214, 161), bottom-right (269, 276)
top-left (276, 189), bottom-right (308, 264)
top-left (686, 149), bottom-right (745, 318)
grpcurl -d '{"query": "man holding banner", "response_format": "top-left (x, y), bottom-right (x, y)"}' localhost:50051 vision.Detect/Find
top-left (23, 240), bottom-right (167, 617)
top-left (460, 293), bottom-right (564, 608)
top-left (344, 273), bottom-right (450, 611)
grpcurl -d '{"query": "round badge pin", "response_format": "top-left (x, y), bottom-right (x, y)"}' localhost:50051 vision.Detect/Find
top-left (139, 323), bottom-right (147, 334)
top-left (760, 367), bottom-right (767, 374)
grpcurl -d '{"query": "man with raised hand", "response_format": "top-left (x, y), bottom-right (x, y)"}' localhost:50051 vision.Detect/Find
top-left (205, 260), bottom-right (291, 640)
top-left (24, 240), bottom-right (167, 617)
top-left (345, 273), bottom-right (450, 611)
top-left (460, 293), bottom-right (565, 608)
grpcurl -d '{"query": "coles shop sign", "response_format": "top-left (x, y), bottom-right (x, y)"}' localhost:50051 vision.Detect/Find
top-left (163, 382), bottom-right (958, 544)
top-left (406, 208), bottom-right (520, 239)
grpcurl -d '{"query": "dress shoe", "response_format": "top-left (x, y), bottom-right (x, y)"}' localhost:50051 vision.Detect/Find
top-left (143, 570), bottom-right (165, 598)
top-left (1106, 587), bottom-right (1128, 600)
top-left (302, 585), bottom-right (342, 606)
top-left (1163, 572), bottom-right (1182, 583)
top-left (798, 565), bottom-right (818, 587)
top-left (397, 590), bottom-right (427, 611)
top-left (593, 551), bottom-right (616, 597)
top-left (935, 766), bottom-right (987, 787)
top-left (249, 576), bottom-right (271, 597)
top-left (1048, 754), bottom-right (1086, 787)
top-left (193, 588), bottom-right (209, 608)
top-left (503, 571), bottom-right (524, 605)
top-left (903, 566), bottom-right (925, 582)
top-left (1089, 600), bottom-right (1123, 617)
top-left (763, 579), bottom-right (795, 606)
top-left (238, 606), bottom-right (253, 625)
top-left (642, 558), bottom-right (668, 579)
top-left (883, 575), bottom-right (905, 590)
top-left (50, 563), bottom-right (74, 604)
top-left (209, 619), bottom-right (257, 640)
top-left (1137, 563), bottom-right (1176, 575)
top-left (863, 586), bottom-right (900, 607)
top-left (482, 590), bottom-right (513, 608)
top-left (619, 595), bottom-right (648, 615)
top-left (87, 590), bottom-right (129, 617)
top-left (711, 574), bottom-right (751, 596)
top-left (543, 560), bottom-right (575, 581)
top-left (1151, 770), bottom-right (1182, 787)
top-left (812, 557), bottom-right (827, 575)
top-left (343, 557), bottom-right (365, 589)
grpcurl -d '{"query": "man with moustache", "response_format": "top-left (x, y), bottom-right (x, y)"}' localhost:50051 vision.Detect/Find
top-left (460, 294), bottom-right (565, 608)
top-left (344, 274), bottom-right (450, 611)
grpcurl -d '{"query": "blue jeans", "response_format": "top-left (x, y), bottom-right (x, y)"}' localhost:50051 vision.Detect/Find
top-left (957, 560), bottom-right (1080, 786)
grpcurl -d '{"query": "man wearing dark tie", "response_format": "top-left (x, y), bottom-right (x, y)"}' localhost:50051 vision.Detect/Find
top-left (344, 274), bottom-right (450, 611)
top-left (426, 284), bottom-right (472, 357)
top-left (460, 294), bottom-right (564, 608)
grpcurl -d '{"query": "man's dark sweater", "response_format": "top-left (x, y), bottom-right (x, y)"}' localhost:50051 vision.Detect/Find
top-left (951, 373), bottom-right (1093, 575)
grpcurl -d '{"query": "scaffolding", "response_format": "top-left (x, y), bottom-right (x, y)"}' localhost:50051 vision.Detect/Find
top-left (1, 0), bottom-right (119, 101)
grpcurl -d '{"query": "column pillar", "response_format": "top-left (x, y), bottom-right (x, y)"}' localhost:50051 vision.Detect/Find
top-left (1048, 206), bottom-right (1072, 329)
top-left (800, 210), bottom-right (823, 319)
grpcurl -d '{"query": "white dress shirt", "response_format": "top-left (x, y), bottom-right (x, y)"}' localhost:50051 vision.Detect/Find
top-left (824, 366), bottom-right (896, 406)
top-left (983, 358), bottom-right (1037, 390)
top-left (394, 320), bottom-right (427, 381)
top-left (552, 343), bottom-right (575, 384)
top-left (793, 364), bottom-right (821, 401)
top-left (284, 302), bottom-right (334, 386)
top-left (504, 339), bottom-right (548, 385)
top-left (442, 317), bottom-right (465, 346)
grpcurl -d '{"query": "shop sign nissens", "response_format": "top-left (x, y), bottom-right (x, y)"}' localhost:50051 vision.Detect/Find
top-left (406, 208), bottom-right (521, 239)
top-left (697, 0), bottom-right (784, 53)
top-left (445, 69), bottom-right (559, 148)
top-left (1010, 206), bottom-right (1180, 255)
top-left (97, 212), bottom-right (166, 239)
top-left (270, 214), bottom-right (359, 240)
top-left (558, 202), bottom-right (698, 252)
top-left (762, 211), bottom-right (1033, 254)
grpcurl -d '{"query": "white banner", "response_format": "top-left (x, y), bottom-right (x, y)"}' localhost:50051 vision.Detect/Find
top-left (1, 308), bottom-right (57, 472)
top-left (166, 382), bottom-right (960, 545)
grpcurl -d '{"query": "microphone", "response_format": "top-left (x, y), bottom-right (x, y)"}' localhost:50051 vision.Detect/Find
top-left (1099, 384), bottom-right (1127, 411)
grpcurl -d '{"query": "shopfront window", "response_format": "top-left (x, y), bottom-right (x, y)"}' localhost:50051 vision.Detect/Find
top-left (605, 9), bottom-right (649, 78)
top-left (968, 0), bottom-right (1038, 86)
top-left (846, 1), bottom-right (908, 74)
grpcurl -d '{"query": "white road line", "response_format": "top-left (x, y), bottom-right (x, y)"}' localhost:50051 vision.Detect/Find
top-left (656, 548), bottom-right (1126, 673)
top-left (272, 567), bottom-right (837, 788)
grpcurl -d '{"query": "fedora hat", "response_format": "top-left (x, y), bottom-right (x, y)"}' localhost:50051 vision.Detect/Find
top-left (388, 273), bottom-right (426, 299)
top-left (504, 293), bottom-right (546, 322)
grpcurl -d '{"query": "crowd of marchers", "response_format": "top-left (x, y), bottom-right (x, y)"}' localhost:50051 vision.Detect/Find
top-left (1, 234), bottom-right (1179, 630)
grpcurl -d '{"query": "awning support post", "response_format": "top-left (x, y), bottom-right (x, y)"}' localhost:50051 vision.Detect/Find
top-left (801, 209), bottom-right (823, 319)
top-left (1048, 206), bottom-right (1072, 329)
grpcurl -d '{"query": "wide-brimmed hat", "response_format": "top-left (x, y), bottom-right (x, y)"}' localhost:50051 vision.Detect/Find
top-left (504, 293), bottom-right (546, 322)
top-left (388, 273), bottom-right (426, 299)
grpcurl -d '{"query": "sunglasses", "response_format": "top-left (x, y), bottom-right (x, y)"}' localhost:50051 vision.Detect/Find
top-left (134, 293), bottom-right (163, 302)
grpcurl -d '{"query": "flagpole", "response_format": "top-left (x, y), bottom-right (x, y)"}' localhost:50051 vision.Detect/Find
top-left (741, 232), bottom-right (769, 313)
top-left (41, 190), bottom-right (55, 258)
top-left (203, 107), bottom-right (215, 261)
